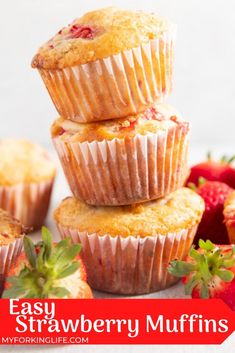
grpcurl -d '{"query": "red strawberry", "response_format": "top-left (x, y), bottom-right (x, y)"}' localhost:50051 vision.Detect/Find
top-left (168, 239), bottom-right (235, 310)
top-left (187, 153), bottom-right (235, 188)
top-left (69, 25), bottom-right (95, 39)
top-left (190, 179), bottom-right (233, 245)
top-left (2, 227), bottom-right (93, 299)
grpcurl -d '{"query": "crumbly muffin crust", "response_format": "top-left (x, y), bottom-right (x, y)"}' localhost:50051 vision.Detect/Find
top-left (54, 188), bottom-right (205, 237)
top-left (0, 209), bottom-right (24, 246)
top-left (224, 191), bottom-right (235, 224)
top-left (32, 7), bottom-right (172, 69)
top-left (51, 103), bottom-right (188, 143)
top-left (0, 139), bottom-right (56, 186)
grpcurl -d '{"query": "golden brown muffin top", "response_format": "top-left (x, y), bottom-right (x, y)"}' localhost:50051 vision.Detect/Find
top-left (54, 188), bottom-right (205, 238)
top-left (0, 139), bottom-right (56, 186)
top-left (0, 209), bottom-right (25, 246)
top-left (32, 7), bottom-right (172, 69)
top-left (51, 103), bottom-right (189, 143)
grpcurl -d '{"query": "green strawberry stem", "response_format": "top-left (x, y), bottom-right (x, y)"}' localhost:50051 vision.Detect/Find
top-left (168, 239), bottom-right (235, 299)
top-left (2, 227), bottom-right (81, 299)
top-left (207, 151), bottom-right (235, 165)
top-left (188, 177), bottom-right (206, 190)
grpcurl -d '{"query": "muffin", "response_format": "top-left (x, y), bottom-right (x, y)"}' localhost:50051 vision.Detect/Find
top-left (0, 208), bottom-right (25, 284)
top-left (32, 7), bottom-right (175, 123)
top-left (51, 103), bottom-right (190, 206)
top-left (0, 139), bottom-right (56, 229)
top-left (54, 187), bottom-right (205, 294)
top-left (224, 191), bottom-right (235, 243)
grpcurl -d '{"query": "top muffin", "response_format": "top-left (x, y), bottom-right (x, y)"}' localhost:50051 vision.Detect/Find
top-left (32, 7), bottom-right (171, 69)
top-left (0, 139), bottom-right (56, 186)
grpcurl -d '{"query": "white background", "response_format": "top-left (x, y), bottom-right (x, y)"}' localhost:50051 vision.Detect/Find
top-left (1, 0), bottom-right (235, 352)
top-left (1, 0), bottom-right (235, 147)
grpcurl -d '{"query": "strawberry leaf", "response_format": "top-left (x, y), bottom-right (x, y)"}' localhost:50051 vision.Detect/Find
top-left (184, 276), bottom-right (198, 296)
top-left (199, 282), bottom-right (209, 299)
top-left (168, 260), bottom-right (195, 277)
top-left (216, 270), bottom-right (234, 282)
top-left (2, 227), bottom-right (83, 299)
top-left (41, 226), bottom-right (53, 261)
top-left (57, 262), bottom-right (80, 279)
top-left (198, 239), bottom-right (215, 251)
top-left (23, 237), bottom-right (36, 268)
top-left (50, 287), bottom-right (71, 298)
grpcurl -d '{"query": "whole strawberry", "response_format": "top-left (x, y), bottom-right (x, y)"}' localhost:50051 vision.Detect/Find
top-left (2, 227), bottom-right (93, 299)
top-left (189, 179), bottom-right (233, 245)
top-left (168, 239), bottom-right (235, 310)
top-left (187, 152), bottom-right (235, 188)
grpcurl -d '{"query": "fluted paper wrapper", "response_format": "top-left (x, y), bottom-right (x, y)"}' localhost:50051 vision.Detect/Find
top-left (0, 179), bottom-right (54, 229)
top-left (53, 124), bottom-right (189, 206)
top-left (39, 29), bottom-right (176, 123)
top-left (0, 237), bottom-right (23, 285)
top-left (57, 224), bottom-right (197, 295)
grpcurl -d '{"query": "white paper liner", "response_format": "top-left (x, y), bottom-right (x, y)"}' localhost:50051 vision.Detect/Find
top-left (0, 237), bottom-right (23, 285)
top-left (39, 29), bottom-right (176, 123)
top-left (0, 179), bottom-right (54, 229)
top-left (53, 124), bottom-right (190, 205)
top-left (57, 224), bottom-right (197, 295)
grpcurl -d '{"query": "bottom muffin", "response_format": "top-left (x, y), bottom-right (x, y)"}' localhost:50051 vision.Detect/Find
top-left (0, 209), bottom-right (25, 286)
top-left (54, 188), bottom-right (205, 295)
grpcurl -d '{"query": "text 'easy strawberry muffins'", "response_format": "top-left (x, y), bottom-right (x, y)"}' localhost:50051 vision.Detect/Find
top-left (32, 7), bottom-right (176, 123)
top-left (54, 187), bottom-right (205, 295)
top-left (51, 103), bottom-right (190, 205)
top-left (0, 208), bottom-right (25, 283)
top-left (0, 139), bottom-right (56, 229)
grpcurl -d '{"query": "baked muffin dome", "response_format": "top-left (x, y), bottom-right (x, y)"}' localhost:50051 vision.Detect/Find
top-left (55, 188), bottom-right (204, 294)
top-left (0, 139), bottom-right (56, 229)
top-left (0, 139), bottom-right (56, 186)
top-left (54, 188), bottom-right (205, 237)
top-left (0, 208), bottom-right (25, 246)
top-left (32, 7), bottom-right (175, 123)
top-left (32, 7), bottom-right (171, 69)
top-left (51, 103), bottom-right (187, 142)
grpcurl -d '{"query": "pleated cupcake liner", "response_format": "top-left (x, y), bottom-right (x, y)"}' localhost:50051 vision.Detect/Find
top-left (0, 179), bottom-right (54, 229)
top-left (39, 28), bottom-right (176, 123)
top-left (57, 224), bottom-right (198, 295)
top-left (53, 123), bottom-right (190, 206)
top-left (0, 237), bottom-right (23, 286)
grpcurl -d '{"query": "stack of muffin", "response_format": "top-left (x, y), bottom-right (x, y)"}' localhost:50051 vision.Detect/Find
top-left (32, 7), bottom-right (204, 295)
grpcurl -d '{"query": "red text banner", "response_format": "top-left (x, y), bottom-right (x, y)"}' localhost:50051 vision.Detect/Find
top-left (0, 299), bottom-right (235, 345)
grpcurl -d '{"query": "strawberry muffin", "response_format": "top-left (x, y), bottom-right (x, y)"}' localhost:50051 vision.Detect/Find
top-left (224, 191), bottom-right (235, 244)
top-left (54, 187), bottom-right (205, 294)
top-left (32, 7), bottom-right (175, 123)
top-left (0, 208), bottom-right (25, 285)
top-left (51, 103), bottom-right (190, 206)
top-left (0, 139), bottom-right (56, 229)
